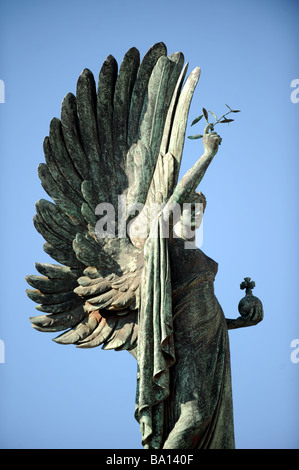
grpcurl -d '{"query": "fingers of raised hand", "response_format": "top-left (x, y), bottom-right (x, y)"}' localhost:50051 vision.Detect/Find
top-left (204, 123), bottom-right (214, 135)
top-left (204, 132), bottom-right (222, 148)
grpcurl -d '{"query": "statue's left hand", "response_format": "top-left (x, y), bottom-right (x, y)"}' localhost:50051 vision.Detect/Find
top-left (226, 297), bottom-right (264, 330)
top-left (203, 124), bottom-right (222, 156)
top-left (239, 302), bottom-right (264, 327)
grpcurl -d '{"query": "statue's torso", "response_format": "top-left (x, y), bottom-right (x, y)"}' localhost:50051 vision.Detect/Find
top-left (169, 239), bottom-right (224, 349)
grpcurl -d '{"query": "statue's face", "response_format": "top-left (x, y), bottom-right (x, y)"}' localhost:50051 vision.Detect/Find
top-left (174, 192), bottom-right (205, 240)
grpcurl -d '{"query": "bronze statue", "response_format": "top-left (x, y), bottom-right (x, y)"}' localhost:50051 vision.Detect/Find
top-left (26, 43), bottom-right (263, 449)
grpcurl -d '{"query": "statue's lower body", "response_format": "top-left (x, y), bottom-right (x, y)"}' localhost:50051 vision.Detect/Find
top-left (163, 277), bottom-right (235, 449)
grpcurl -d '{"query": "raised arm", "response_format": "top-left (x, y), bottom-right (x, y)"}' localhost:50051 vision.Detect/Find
top-left (164, 124), bottom-right (222, 209)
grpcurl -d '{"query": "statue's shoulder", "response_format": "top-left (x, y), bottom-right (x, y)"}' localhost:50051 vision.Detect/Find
top-left (198, 249), bottom-right (218, 276)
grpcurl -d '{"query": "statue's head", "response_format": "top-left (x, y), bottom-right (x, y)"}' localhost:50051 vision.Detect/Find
top-left (174, 191), bottom-right (206, 238)
top-left (166, 191), bottom-right (206, 250)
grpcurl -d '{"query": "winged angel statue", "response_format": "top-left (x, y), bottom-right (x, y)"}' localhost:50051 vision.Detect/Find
top-left (26, 42), bottom-right (263, 449)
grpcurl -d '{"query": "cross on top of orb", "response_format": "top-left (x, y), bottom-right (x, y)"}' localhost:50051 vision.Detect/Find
top-left (240, 277), bottom-right (255, 295)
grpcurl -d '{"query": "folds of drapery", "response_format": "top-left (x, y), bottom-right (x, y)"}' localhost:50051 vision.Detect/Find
top-left (135, 216), bottom-right (175, 449)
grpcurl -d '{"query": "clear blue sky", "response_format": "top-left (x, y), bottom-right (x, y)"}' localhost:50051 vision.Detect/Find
top-left (0, 0), bottom-right (298, 449)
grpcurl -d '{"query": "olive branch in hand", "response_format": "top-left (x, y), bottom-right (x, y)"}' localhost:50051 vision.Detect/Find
top-left (188, 104), bottom-right (240, 140)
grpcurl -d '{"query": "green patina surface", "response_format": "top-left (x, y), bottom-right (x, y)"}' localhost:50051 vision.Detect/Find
top-left (26, 43), bottom-right (263, 449)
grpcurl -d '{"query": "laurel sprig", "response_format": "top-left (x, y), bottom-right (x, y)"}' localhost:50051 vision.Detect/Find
top-left (188, 104), bottom-right (240, 140)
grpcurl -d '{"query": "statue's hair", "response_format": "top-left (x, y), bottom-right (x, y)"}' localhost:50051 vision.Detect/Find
top-left (195, 191), bottom-right (207, 212)
top-left (186, 191), bottom-right (207, 212)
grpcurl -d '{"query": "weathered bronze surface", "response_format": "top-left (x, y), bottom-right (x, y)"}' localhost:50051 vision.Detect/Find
top-left (26, 43), bottom-right (263, 449)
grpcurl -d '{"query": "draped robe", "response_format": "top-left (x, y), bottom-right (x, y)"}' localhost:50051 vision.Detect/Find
top-left (135, 220), bottom-right (235, 449)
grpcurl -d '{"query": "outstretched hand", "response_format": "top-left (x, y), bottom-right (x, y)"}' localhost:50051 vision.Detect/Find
top-left (203, 124), bottom-right (222, 156)
top-left (226, 301), bottom-right (264, 330)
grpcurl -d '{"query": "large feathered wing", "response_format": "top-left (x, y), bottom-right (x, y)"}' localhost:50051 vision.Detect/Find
top-left (26, 43), bottom-right (199, 354)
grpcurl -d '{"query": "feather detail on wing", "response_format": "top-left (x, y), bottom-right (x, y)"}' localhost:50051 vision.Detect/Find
top-left (26, 42), bottom-right (200, 353)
